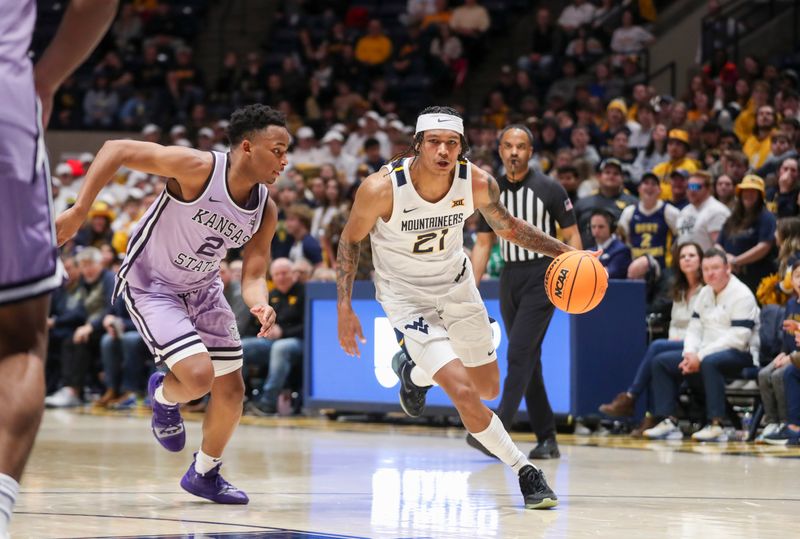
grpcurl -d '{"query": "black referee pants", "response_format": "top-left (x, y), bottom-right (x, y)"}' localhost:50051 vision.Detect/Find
top-left (496, 261), bottom-right (556, 441)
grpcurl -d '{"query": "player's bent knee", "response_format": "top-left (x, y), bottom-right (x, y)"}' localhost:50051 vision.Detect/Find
top-left (179, 361), bottom-right (215, 397)
top-left (449, 382), bottom-right (481, 410)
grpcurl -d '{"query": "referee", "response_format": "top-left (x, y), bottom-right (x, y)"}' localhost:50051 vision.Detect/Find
top-left (468, 125), bottom-right (582, 459)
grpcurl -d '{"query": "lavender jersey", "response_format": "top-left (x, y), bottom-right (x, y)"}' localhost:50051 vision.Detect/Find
top-left (0, 0), bottom-right (38, 185)
top-left (115, 151), bottom-right (268, 296)
top-left (0, 0), bottom-right (63, 306)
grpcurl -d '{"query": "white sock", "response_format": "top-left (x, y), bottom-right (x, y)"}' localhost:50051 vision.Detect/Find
top-left (154, 385), bottom-right (177, 406)
top-left (0, 473), bottom-right (20, 535)
top-left (194, 449), bottom-right (222, 475)
top-left (470, 413), bottom-right (534, 474)
top-left (410, 365), bottom-right (435, 387)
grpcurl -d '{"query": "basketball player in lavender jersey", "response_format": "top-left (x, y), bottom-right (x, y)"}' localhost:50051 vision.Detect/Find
top-left (57, 104), bottom-right (288, 504)
top-left (0, 1), bottom-right (117, 535)
top-left (337, 106), bottom-right (592, 509)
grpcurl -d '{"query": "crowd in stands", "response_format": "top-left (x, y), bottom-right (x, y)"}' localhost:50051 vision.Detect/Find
top-left (41, 0), bottom-right (800, 443)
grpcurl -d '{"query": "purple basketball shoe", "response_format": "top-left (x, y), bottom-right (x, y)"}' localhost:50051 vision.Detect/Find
top-left (180, 454), bottom-right (249, 504)
top-left (147, 371), bottom-right (185, 452)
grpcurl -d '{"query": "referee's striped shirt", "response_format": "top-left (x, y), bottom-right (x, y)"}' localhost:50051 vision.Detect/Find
top-left (477, 169), bottom-right (576, 263)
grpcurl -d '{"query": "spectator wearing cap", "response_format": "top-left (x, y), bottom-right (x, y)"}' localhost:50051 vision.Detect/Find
top-left (285, 204), bottom-right (323, 268)
top-left (574, 159), bottom-right (638, 247)
top-left (743, 105), bottom-right (777, 169)
top-left (756, 130), bottom-right (797, 179)
top-left (53, 163), bottom-right (79, 214)
top-left (344, 111), bottom-right (391, 159)
top-left (320, 131), bottom-right (359, 184)
top-left (619, 172), bottom-right (681, 275)
top-left (196, 127), bottom-right (215, 151)
top-left (716, 175), bottom-right (777, 292)
top-left (668, 169), bottom-right (690, 209)
top-left (589, 208), bottom-right (631, 279)
top-left (652, 129), bottom-right (699, 200)
top-left (110, 192), bottom-right (145, 254)
top-left (676, 171), bottom-right (731, 251)
top-left (766, 157), bottom-right (800, 217)
top-left (604, 99), bottom-right (641, 145)
top-left (169, 124), bottom-right (187, 144)
top-left (141, 124), bottom-right (161, 143)
top-left (75, 201), bottom-right (116, 249)
top-left (289, 126), bottom-right (322, 169)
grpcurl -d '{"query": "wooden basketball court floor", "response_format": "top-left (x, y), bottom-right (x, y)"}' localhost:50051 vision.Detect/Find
top-left (9, 408), bottom-right (800, 538)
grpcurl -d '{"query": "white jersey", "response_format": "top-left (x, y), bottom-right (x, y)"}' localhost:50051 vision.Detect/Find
top-left (370, 157), bottom-right (474, 299)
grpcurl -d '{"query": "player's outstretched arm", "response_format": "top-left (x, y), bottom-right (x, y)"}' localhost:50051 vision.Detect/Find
top-left (242, 198), bottom-right (279, 337)
top-left (56, 141), bottom-right (213, 245)
top-left (34, 0), bottom-right (119, 126)
top-left (336, 172), bottom-right (392, 356)
top-left (472, 166), bottom-right (574, 258)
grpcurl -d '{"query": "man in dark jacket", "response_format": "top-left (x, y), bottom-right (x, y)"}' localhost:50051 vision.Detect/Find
top-left (590, 208), bottom-right (631, 279)
top-left (45, 247), bottom-right (115, 407)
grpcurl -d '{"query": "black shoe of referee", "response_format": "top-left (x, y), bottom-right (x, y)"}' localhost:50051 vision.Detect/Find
top-left (391, 351), bottom-right (429, 418)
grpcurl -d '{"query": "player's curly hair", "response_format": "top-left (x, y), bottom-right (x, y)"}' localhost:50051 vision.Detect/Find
top-left (227, 104), bottom-right (286, 146)
top-left (390, 105), bottom-right (470, 162)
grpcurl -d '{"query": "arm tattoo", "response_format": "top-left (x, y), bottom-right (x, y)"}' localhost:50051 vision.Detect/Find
top-left (478, 175), bottom-right (571, 258)
top-left (336, 239), bottom-right (361, 307)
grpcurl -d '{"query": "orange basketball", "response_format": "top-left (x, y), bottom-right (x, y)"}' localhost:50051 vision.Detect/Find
top-left (544, 251), bottom-right (608, 314)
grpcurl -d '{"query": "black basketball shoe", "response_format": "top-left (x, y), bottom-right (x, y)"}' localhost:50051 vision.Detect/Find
top-left (518, 465), bottom-right (558, 509)
top-left (391, 351), bottom-right (430, 418)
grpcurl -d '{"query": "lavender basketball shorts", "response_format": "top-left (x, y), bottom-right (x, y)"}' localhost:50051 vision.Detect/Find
top-left (121, 279), bottom-right (243, 376)
top-left (0, 110), bottom-right (62, 306)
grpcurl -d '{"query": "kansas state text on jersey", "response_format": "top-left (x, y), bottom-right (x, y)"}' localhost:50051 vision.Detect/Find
top-left (115, 151), bottom-right (267, 295)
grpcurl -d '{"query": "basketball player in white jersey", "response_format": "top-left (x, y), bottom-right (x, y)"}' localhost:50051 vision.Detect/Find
top-left (337, 106), bottom-right (586, 509)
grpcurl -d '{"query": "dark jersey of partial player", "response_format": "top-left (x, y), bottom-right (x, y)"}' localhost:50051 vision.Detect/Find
top-left (114, 151), bottom-right (268, 296)
top-left (477, 169), bottom-right (576, 263)
top-left (629, 203), bottom-right (672, 268)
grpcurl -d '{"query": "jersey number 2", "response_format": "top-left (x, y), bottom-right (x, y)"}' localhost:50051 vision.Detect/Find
top-left (412, 229), bottom-right (448, 254)
top-left (196, 236), bottom-right (224, 257)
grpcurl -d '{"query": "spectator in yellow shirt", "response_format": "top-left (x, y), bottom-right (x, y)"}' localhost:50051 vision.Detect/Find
top-left (734, 80), bottom-right (770, 143)
top-left (743, 105), bottom-right (776, 169)
top-left (355, 20), bottom-right (393, 67)
top-left (652, 129), bottom-right (699, 200)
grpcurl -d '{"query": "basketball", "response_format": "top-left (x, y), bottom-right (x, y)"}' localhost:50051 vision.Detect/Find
top-left (544, 251), bottom-right (608, 314)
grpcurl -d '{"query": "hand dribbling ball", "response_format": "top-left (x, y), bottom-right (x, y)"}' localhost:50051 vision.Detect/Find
top-left (544, 251), bottom-right (608, 314)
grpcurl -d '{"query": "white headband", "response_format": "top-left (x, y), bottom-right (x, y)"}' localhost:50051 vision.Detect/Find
top-left (415, 113), bottom-right (464, 136)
